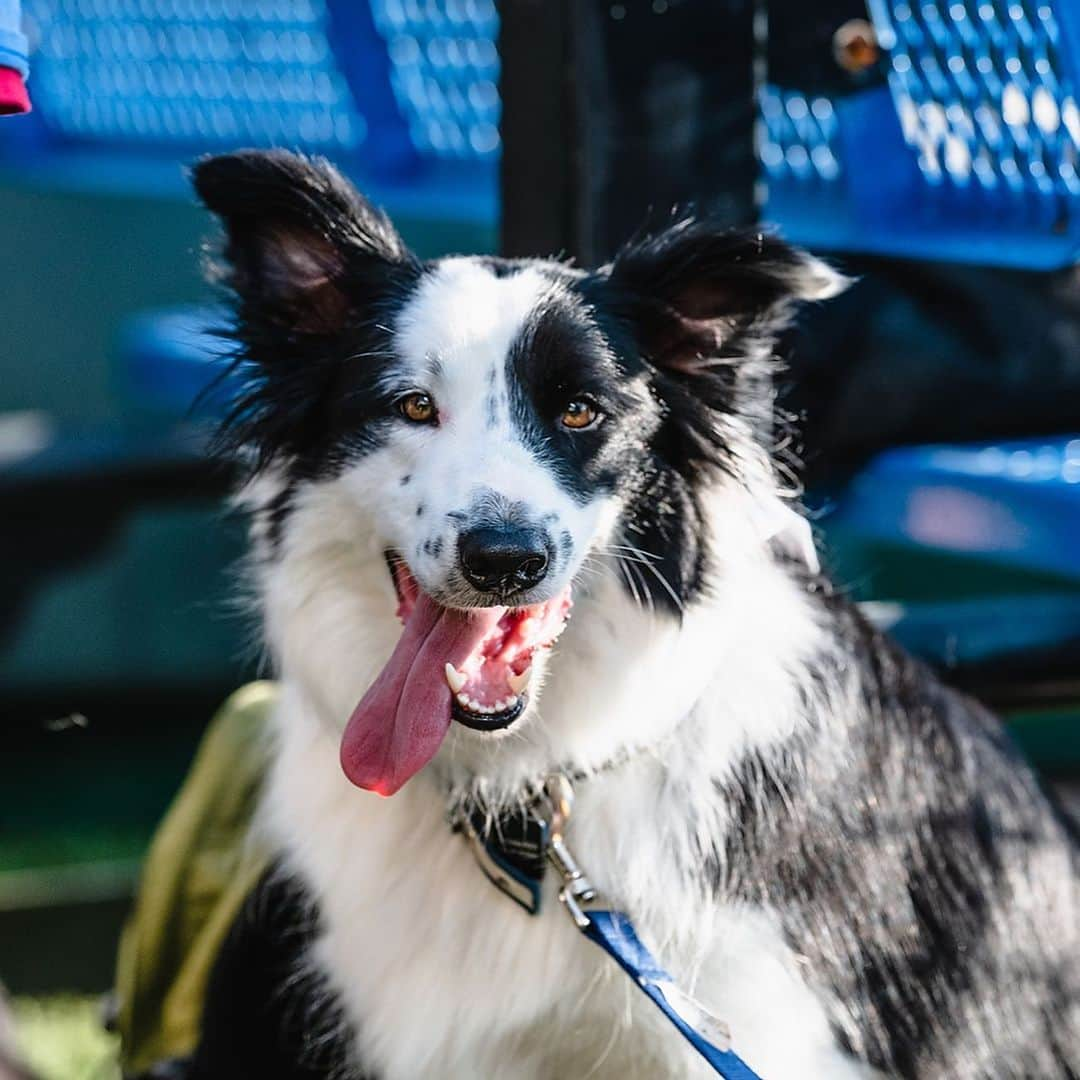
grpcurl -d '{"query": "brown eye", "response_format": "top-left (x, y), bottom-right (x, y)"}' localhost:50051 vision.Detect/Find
top-left (398, 392), bottom-right (437, 424)
top-left (560, 399), bottom-right (599, 430)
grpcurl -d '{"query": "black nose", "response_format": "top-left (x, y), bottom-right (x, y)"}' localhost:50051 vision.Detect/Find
top-left (458, 525), bottom-right (550, 596)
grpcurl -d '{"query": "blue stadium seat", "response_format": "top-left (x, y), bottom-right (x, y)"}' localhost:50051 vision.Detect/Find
top-left (828, 437), bottom-right (1080, 674)
top-left (761, 0), bottom-right (1080, 268)
top-left (0, 0), bottom-right (500, 220)
top-left (830, 437), bottom-right (1080, 584)
top-left (10, 1), bottom-right (1076, 265)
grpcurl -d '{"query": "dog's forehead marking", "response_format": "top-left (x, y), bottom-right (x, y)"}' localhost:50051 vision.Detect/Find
top-left (388, 257), bottom-right (591, 520)
top-left (395, 258), bottom-right (552, 376)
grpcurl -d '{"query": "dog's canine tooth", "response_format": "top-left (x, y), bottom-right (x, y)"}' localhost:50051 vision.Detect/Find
top-left (444, 663), bottom-right (467, 694)
top-left (508, 667), bottom-right (532, 695)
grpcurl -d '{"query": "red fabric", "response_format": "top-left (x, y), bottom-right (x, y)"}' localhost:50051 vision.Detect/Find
top-left (0, 66), bottom-right (30, 115)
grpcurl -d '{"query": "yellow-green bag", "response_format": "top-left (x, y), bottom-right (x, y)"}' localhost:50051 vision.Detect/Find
top-left (113, 682), bottom-right (277, 1076)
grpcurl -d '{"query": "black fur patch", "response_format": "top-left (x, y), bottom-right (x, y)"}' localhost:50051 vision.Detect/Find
top-left (710, 579), bottom-right (1080, 1077)
top-left (187, 867), bottom-right (362, 1079)
top-left (259, 485), bottom-right (295, 553)
top-left (503, 280), bottom-right (656, 509)
top-left (484, 222), bottom-right (828, 614)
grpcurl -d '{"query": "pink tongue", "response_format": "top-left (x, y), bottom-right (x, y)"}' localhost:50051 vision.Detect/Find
top-left (340, 594), bottom-right (505, 796)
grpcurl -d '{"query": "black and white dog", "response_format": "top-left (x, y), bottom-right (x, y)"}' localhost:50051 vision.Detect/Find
top-left (185, 149), bottom-right (1078, 1080)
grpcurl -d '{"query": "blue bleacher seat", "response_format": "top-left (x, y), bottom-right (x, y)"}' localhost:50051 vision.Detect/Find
top-left (830, 437), bottom-right (1080, 584)
top-left (828, 437), bottom-right (1080, 670)
top-left (761, 0), bottom-right (1080, 268)
top-left (8, 1), bottom-right (1077, 265)
top-left (0, 0), bottom-right (500, 220)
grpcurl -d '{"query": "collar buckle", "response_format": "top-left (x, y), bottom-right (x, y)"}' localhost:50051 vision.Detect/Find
top-left (452, 771), bottom-right (601, 923)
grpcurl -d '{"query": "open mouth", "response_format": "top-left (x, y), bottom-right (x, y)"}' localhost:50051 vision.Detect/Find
top-left (389, 557), bottom-right (570, 731)
top-left (338, 554), bottom-right (571, 796)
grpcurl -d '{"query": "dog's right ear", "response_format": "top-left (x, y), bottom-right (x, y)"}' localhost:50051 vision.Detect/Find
top-left (192, 149), bottom-right (416, 335)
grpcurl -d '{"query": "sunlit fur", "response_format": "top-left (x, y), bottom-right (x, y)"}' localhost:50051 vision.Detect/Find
top-left (187, 151), bottom-right (1079, 1080)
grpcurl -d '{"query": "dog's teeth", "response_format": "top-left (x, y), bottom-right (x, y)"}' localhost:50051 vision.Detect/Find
top-left (508, 666), bottom-right (532, 695)
top-left (444, 663), bottom-right (467, 694)
top-left (479, 704), bottom-right (494, 715)
top-left (456, 691), bottom-right (471, 708)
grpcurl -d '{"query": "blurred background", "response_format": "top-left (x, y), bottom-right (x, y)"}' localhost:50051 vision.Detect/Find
top-left (0, 0), bottom-right (1078, 1075)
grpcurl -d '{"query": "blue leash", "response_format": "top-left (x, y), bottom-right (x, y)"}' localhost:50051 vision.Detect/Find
top-left (580, 909), bottom-right (762, 1080)
top-left (457, 773), bottom-right (763, 1079)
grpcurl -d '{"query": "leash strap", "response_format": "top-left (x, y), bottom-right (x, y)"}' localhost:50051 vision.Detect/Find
top-left (578, 909), bottom-right (762, 1080)
top-left (458, 775), bottom-right (765, 1079)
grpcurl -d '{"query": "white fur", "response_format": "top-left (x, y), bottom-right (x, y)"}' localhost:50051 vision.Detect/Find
top-left (251, 264), bottom-right (874, 1078)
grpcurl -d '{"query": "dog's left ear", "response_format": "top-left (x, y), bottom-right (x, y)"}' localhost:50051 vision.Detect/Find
top-left (192, 149), bottom-right (416, 336)
top-left (602, 219), bottom-right (846, 374)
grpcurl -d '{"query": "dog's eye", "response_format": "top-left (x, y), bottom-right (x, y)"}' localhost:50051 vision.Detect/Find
top-left (398, 392), bottom-right (438, 425)
top-left (560, 399), bottom-right (600, 430)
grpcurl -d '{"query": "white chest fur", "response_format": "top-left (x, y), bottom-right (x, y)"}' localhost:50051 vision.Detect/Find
top-left (262, 688), bottom-right (870, 1080)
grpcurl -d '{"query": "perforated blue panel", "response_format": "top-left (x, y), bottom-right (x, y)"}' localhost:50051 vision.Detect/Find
top-left (761, 0), bottom-right (1080, 268)
top-left (370, 0), bottom-right (500, 161)
top-left (1, 0), bottom-right (501, 215)
top-left (876, 0), bottom-right (1079, 199)
top-left (24, 0), bottom-right (366, 152)
top-left (759, 88), bottom-right (842, 185)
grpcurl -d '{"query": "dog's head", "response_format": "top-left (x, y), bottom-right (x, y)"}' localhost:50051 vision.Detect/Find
top-left (194, 149), bottom-right (841, 795)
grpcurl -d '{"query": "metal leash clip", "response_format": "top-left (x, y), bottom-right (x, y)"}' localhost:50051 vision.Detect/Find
top-left (535, 773), bottom-right (599, 928)
top-left (464, 774), bottom-right (758, 1077)
top-left (533, 774), bottom-right (745, 1068)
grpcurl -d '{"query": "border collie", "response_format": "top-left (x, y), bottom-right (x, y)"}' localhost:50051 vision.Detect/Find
top-left (182, 149), bottom-right (1078, 1080)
